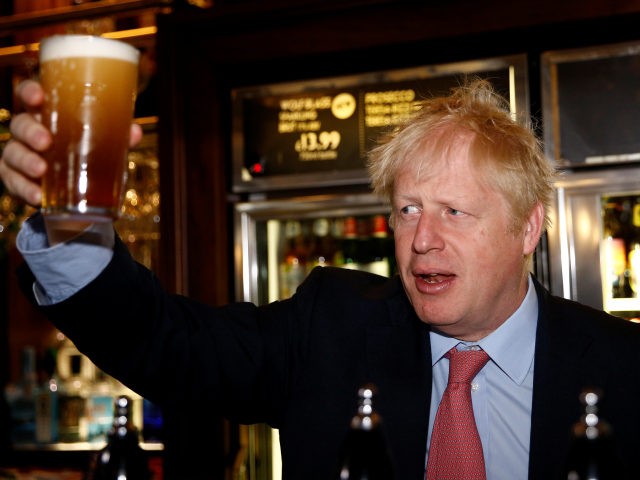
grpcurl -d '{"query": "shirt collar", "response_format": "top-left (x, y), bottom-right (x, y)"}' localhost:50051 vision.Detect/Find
top-left (429, 275), bottom-right (538, 385)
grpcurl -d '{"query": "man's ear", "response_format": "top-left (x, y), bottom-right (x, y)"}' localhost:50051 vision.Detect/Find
top-left (523, 202), bottom-right (544, 256)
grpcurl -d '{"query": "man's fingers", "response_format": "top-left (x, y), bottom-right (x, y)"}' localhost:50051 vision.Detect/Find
top-left (0, 152), bottom-right (43, 206)
top-left (15, 79), bottom-right (45, 112)
top-left (0, 139), bottom-right (46, 206)
top-left (2, 138), bottom-right (47, 178)
top-left (9, 112), bottom-right (51, 152)
top-left (130, 123), bottom-right (143, 148)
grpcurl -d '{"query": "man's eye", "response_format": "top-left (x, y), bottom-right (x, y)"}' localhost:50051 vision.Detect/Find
top-left (400, 205), bottom-right (420, 215)
top-left (447, 208), bottom-right (465, 216)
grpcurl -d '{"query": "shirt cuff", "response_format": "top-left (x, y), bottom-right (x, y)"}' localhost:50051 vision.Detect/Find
top-left (16, 214), bottom-right (115, 305)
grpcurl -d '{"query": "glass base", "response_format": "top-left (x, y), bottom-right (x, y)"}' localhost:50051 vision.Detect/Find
top-left (41, 208), bottom-right (117, 245)
top-left (41, 206), bottom-right (117, 224)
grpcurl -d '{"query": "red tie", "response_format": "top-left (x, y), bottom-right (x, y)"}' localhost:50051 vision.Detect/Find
top-left (426, 347), bottom-right (490, 480)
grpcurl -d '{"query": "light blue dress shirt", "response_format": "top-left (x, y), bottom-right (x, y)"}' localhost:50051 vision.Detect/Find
top-left (427, 275), bottom-right (538, 480)
top-left (16, 214), bottom-right (114, 305)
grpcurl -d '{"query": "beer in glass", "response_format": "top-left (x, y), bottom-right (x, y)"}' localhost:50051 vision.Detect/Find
top-left (39, 35), bottom-right (140, 226)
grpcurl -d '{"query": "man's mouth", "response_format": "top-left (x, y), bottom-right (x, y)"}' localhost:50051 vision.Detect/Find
top-left (420, 273), bottom-right (451, 283)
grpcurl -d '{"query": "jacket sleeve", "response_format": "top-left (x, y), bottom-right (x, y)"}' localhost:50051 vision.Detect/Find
top-left (16, 234), bottom-right (350, 425)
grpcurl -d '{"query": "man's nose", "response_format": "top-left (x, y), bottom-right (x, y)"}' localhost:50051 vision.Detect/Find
top-left (412, 212), bottom-right (445, 254)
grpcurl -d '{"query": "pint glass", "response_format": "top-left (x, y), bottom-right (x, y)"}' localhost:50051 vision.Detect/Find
top-left (39, 35), bottom-right (140, 223)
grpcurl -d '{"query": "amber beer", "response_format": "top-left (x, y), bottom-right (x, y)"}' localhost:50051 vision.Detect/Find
top-left (39, 35), bottom-right (139, 223)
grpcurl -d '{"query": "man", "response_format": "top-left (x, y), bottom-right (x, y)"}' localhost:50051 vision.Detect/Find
top-left (2, 78), bottom-right (640, 479)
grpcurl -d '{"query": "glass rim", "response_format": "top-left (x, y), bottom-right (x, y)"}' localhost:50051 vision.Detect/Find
top-left (39, 34), bottom-right (140, 64)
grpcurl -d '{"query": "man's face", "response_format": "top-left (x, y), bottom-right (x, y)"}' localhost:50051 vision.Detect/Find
top-left (391, 139), bottom-right (541, 341)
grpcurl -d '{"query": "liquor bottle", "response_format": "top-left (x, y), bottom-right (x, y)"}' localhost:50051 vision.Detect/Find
top-left (335, 384), bottom-right (395, 480)
top-left (339, 216), bottom-right (361, 271)
top-left (86, 395), bottom-right (152, 480)
top-left (109, 375), bottom-right (145, 433)
top-left (86, 369), bottom-right (115, 443)
top-left (35, 347), bottom-right (59, 444)
top-left (365, 214), bottom-right (393, 277)
top-left (4, 346), bottom-right (38, 444)
top-left (58, 353), bottom-right (88, 442)
top-left (307, 217), bottom-right (335, 273)
top-left (564, 389), bottom-right (620, 479)
top-left (331, 217), bottom-right (346, 266)
top-left (627, 195), bottom-right (640, 295)
top-left (602, 197), bottom-right (627, 299)
top-left (279, 220), bottom-right (308, 299)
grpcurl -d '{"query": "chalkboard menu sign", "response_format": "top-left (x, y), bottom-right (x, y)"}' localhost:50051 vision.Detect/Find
top-left (232, 55), bottom-right (528, 192)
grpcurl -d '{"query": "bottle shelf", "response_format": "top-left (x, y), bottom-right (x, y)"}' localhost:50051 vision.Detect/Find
top-left (11, 441), bottom-right (164, 452)
top-left (603, 297), bottom-right (640, 322)
top-left (604, 297), bottom-right (640, 311)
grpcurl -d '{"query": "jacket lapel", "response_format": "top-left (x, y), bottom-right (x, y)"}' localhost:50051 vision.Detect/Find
top-left (529, 279), bottom-right (599, 479)
top-left (365, 280), bottom-right (433, 479)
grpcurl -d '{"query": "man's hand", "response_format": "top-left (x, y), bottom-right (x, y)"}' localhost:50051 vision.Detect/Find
top-left (0, 79), bottom-right (143, 207)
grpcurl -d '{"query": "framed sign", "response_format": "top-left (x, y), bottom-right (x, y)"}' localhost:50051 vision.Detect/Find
top-left (231, 54), bottom-right (529, 192)
top-left (542, 41), bottom-right (640, 168)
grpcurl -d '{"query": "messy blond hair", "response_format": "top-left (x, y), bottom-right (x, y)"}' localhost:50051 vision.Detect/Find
top-left (367, 78), bottom-right (557, 234)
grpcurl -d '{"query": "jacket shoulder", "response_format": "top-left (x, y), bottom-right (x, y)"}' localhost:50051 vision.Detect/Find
top-left (303, 265), bottom-right (403, 299)
top-left (537, 280), bottom-right (640, 341)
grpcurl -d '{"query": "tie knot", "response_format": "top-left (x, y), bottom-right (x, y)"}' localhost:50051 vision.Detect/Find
top-left (445, 347), bottom-right (490, 384)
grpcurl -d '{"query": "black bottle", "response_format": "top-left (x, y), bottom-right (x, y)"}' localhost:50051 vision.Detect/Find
top-left (336, 384), bottom-right (395, 480)
top-left (86, 395), bottom-right (152, 480)
top-left (565, 389), bottom-right (620, 480)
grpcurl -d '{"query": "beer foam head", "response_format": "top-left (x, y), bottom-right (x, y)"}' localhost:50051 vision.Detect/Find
top-left (40, 35), bottom-right (139, 65)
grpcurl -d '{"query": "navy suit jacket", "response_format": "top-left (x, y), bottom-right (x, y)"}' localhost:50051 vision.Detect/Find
top-left (18, 237), bottom-right (640, 479)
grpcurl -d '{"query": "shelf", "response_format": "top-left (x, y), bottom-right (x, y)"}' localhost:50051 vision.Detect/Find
top-left (0, 0), bottom-right (172, 36)
top-left (11, 441), bottom-right (164, 452)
